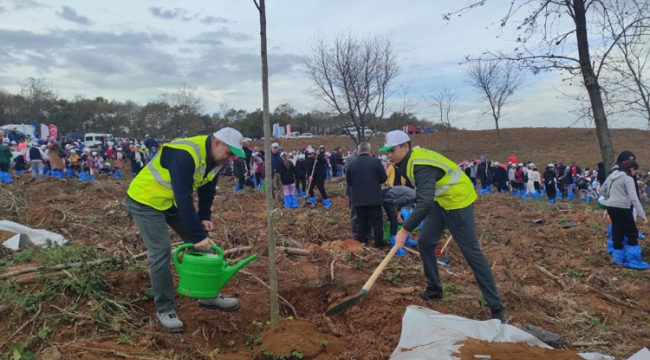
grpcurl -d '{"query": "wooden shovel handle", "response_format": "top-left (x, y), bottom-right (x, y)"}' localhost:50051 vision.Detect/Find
top-left (361, 246), bottom-right (398, 292)
top-left (305, 155), bottom-right (318, 190)
top-left (440, 234), bottom-right (453, 255)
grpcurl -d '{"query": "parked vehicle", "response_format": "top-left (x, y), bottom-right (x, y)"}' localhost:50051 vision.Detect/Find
top-left (65, 132), bottom-right (85, 142)
top-left (84, 133), bottom-right (115, 148)
top-left (300, 133), bottom-right (314, 138)
top-left (402, 125), bottom-right (422, 134)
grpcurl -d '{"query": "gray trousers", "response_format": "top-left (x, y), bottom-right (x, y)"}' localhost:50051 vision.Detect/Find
top-left (125, 196), bottom-right (192, 313)
top-left (419, 203), bottom-right (503, 308)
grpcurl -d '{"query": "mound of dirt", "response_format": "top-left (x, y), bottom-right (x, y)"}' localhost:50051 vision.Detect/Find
top-left (454, 338), bottom-right (585, 360)
top-left (253, 320), bottom-right (345, 360)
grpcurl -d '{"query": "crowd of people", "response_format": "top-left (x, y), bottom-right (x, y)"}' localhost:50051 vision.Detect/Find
top-left (0, 129), bottom-right (165, 183)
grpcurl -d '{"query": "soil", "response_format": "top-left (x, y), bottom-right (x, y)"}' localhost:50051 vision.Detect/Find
top-left (454, 338), bottom-right (585, 360)
top-left (0, 230), bottom-right (17, 242)
top-left (0, 129), bottom-right (649, 359)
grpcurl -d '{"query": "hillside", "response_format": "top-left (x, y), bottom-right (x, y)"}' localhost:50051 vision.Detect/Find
top-left (254, 128), bottom-right (650, 169)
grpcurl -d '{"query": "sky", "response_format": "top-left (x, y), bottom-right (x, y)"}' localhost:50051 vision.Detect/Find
top-left (0, 0), bottom-right (645, 130)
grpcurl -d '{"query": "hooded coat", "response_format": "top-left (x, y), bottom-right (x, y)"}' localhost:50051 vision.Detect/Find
top-left (599, 169), bottom-right (646, 220)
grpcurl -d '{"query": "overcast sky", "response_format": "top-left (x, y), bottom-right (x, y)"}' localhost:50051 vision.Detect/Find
top-left (0, 0), bottom-right (644, 130)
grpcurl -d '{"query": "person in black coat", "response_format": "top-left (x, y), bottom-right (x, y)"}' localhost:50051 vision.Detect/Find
top-left (543, 164), bottom-right (558, 204)
top-left (233, 156), bottom-right (247, 193)
top-left (306, 146), bottom-right (331, 209)
top-left (278, 152), bottom-right (298, 208)
top-left (492, 162), bottom-right (509, 193)
top-left (346, 142), bottom-right (388, 248)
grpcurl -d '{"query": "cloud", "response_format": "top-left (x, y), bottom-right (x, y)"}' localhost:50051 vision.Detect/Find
top-left (57, 6), bottom-right (91, 25)
top-left (201, 16), bottom-right (228, 25)
top-left (190, 30), bottom-right (253, 45)
top-left (148, 7), bottom-right (195, 21)
top-left (0, 6), bottom-right (5, 14)
top-left (12, 0), bottom-right (45, 10)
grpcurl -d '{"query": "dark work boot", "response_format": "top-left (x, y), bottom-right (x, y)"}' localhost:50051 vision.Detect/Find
top-left (418, 285), bottom-right (443, 303)
top-left (490, 306), bottom-right (507, 324)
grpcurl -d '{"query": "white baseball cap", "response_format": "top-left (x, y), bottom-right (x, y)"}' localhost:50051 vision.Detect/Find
top-left (380, 130), bottom-right (411, 152)
top-left (213, 127), bottom-right (245, 157)
top-left (271, 142), bottom-right (279, 148)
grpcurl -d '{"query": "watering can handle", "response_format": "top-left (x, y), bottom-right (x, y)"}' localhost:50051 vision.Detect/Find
top-left (173, 243), bottom-right (225, 269)
top-left (210, 244), bottom-right (224, 258)
top-left (173, 243), bottom-right (194, 269)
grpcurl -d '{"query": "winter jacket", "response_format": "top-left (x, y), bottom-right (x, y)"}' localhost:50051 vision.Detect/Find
top-left (47, 143), bottom-right (65, 170)
top-left (527, 170), bottom-right (541, 185)
top-left (271, 151), bottom-right (282, 173)
top-left (382, 186), bottom-right (416, 209)
top-left (295, 159), bottom-right (307, 179)
top-left (14, 154), bottom-right (25, 171)
top-left (346, 153), bottom-right (388, 207)
top-left (307, 152), bottom-right (328, 179)
top-left (599, 170), bottom-right (646, 220)
top-left (233, 157), bottom-right (247, 177)
top-left (0, 144), bottom-right (13, 166)
top-left (386, 164), bottom-right (407, 187)
top-left (514, 169), bottom-right (524, 184)
top-left (543, 169), bottom-right (557, 187)
top-left (597, 162), bottom-right (606, 185)
top-left (279, 161), bottom-right (296, 185)
top-left (26, 147), bottom-right (43, 162)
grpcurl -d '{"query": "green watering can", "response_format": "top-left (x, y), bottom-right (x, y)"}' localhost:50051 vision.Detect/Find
top-left (173, 243), bottom-right (258, 299)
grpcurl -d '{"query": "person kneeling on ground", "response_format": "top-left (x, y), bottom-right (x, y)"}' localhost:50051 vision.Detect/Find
top-left (382, 130), bottom-right (507, 323)
top-left (125, 127), bottom-right (246, 333)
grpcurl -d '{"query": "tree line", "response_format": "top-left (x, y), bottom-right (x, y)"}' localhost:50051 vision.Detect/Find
top-left (0, 78), bottom-right (443, 139)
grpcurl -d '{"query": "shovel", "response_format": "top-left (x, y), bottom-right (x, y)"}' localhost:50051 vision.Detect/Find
top-left (437, 234), bottom-right (453, 266)
top-left (325, 246), bottom-right (398, 316)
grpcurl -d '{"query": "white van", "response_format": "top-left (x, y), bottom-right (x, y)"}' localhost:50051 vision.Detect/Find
top-left (84, 133), bottom-right (115, 148)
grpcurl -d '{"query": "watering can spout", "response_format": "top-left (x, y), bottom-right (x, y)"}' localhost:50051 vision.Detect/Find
top-left (221, 254), bottom-right (258, 281)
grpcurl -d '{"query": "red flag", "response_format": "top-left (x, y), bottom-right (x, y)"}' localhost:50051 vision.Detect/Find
top-left (49, 124), bottom-right (58, 138)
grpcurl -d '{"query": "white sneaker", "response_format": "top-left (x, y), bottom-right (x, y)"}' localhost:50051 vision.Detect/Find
top-left (198, 294), bottom-right (240, 312)
top-left (156, 311), bottom-right (183, 333)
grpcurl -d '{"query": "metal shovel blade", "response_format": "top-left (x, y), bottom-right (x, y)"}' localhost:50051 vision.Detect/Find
top-left (325, 289), bottom-right (368, 317)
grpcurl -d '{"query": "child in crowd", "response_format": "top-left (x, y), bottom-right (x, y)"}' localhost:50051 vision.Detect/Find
top-left (279, 152), bottom-right (298, 208)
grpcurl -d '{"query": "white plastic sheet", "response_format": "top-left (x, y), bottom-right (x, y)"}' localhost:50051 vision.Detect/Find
top-left (390, 305), bottom-right (616, 360)
top-left (0, 220), bottom-right (67, 250)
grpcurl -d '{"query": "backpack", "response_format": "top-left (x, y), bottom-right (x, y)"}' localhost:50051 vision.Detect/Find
top-left (57, 145), bottom-right (67, 158)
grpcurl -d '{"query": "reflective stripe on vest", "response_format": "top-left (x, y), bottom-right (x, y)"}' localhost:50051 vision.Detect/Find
top-left (405, 148), bottom-right (476, 210)
top-left (146, 140), bottom-right (203, 190)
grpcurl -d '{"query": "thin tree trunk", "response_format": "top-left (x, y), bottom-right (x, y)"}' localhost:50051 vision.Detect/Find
top-left (574, 0), bottom-right (615, 169)
top-left (256, 0), bottom-right (279, 328)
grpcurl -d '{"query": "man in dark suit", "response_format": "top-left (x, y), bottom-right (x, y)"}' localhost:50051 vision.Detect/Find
top-left (345, 142), bottom-right (388, 248)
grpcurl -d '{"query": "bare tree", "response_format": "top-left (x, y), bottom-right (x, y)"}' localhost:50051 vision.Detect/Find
top-left (304, 31), bottom-right (399, 144)
top-left (253, 0), bottom-right (279, 328)
top-left (597, 0), bottom-right (650, 125)
top-left (466, 60), bottom-right (523, 141)
top-left (446, 0), bottom-right (647, 168)
top-left (19, 77), bottom-right (58, 124)
top-left (430, 87), bottom-right (458, 150)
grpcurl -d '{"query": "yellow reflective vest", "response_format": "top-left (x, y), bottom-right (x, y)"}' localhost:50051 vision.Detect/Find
top-left (127, 136), bottom-right (221, 210)
top-left (404, 148), bottom-right (476, 210)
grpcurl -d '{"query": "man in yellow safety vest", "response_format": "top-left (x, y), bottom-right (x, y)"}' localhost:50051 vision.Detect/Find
top-left (125, 127), bottom-right (246, 333)
top-left (381, 130), bottom-right (507, 323)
